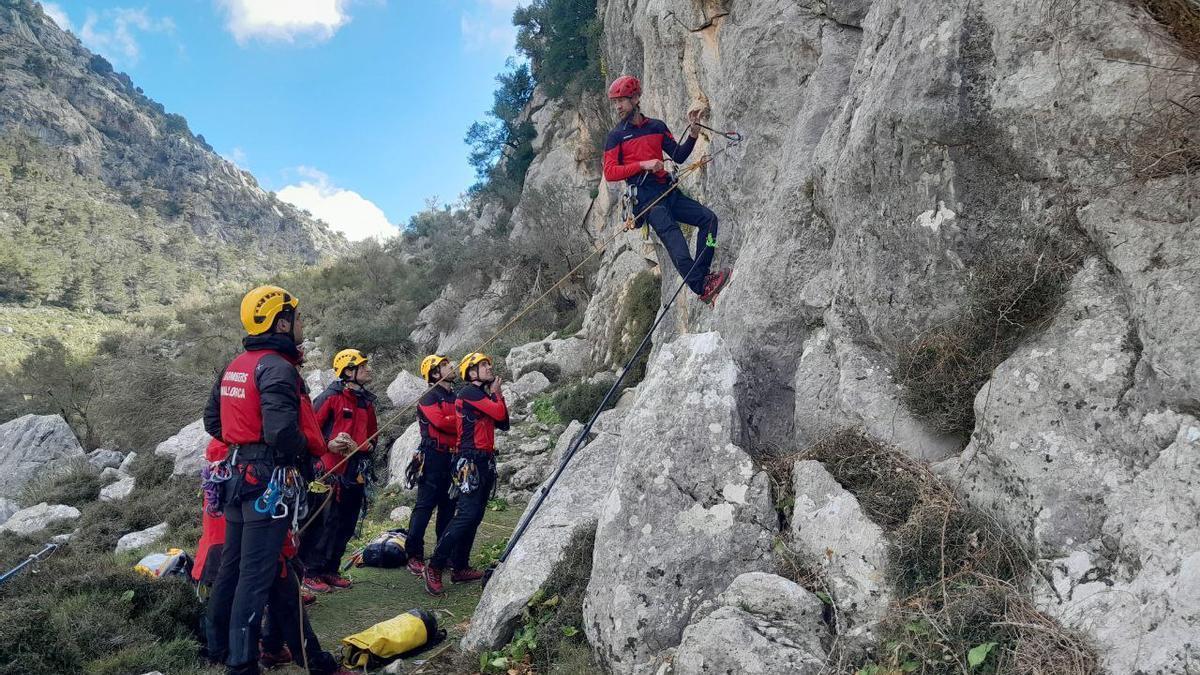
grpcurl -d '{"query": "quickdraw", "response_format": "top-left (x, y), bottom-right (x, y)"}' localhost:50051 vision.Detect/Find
top-left (404, 449), bottom-right (425, 490)
top-left (200, 456), bottom-right (235, 516)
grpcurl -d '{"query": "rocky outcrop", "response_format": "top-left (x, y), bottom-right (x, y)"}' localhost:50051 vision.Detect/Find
top-left (674, 573), bottom-right (828, 675)
top-left (506, 371), bottom-right (551, 408)
top-left (464, 418), bottom-right (621, 652)
top-left (86, 449), bottom-right (124, 471)
top-left (0, 1), bottom-right (343, 312)
top-left (385, 422), bottom-right (421, 490)
top-left (789, 460), bottom-right (890, 648)
top-left (386, 371), bottom-right (427, 408)
top-left (0, 497), bottom-right (19, 525)
top-left (584, 333), bottom-right (775, 673)
top-left (505, 334), bottom-right (591, 380)
top-left (154, 419), bottom-right (209, 477)
top-left (0, 502), bottom-right (80, 535)
top-left (0, 414), bottom-right (85, 500)
top-left (99, 471), bottom-right (136, 502)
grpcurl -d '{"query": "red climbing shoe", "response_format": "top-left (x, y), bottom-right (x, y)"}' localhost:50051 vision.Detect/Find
top-left (302, 576), bottom-right (331, 593)
top-left (302, 592), bottom-right (317, 606)
top-left (259, 644), bottom-right (292, 669)
top-left (322, 573), bottom-right (352, 589)
top-left (451, 567), bottom-right (485, 584)
top-left (699, 268), bottom-right (732, 304)
top-left (423, 565), bottom-right (445, 596)
top-left (407, 557), bottom-right (426, 576)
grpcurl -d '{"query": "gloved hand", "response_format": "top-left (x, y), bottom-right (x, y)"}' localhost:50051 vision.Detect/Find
top-left (638, 159), bottom-right (664, 173)
top-left (328, 432), bottom-right (356, 455)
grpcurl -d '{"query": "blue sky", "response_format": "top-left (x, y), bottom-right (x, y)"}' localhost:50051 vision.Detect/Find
top-left (40, 0), bottom-right (522, 240)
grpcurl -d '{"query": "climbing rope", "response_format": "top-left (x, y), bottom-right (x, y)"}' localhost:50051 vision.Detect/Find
top-left (482, 240), bottom-right (713, 587)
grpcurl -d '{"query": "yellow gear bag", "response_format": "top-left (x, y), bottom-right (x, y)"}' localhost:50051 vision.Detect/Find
top-left (341, 609), bottom-right (444, 669)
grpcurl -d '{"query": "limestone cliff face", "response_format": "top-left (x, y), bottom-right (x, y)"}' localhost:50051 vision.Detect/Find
top-left (444, 0), bottom-right (1200, 671)
top-left (0, 0), bottom-right (343, 306)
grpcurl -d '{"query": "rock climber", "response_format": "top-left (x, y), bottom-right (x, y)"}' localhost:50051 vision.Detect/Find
top-left (299, 348), bottom-right (378, 593)
top-left (422, 352), bottom-right (508, 596)
top-left (201, 285), bottom-right (331, 675)
top-left (603, 74), bottom-right (731, 304)
top-left (405, 354), bottom-right (459, 577)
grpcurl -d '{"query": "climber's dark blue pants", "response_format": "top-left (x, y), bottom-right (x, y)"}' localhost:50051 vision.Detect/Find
top-left (635, 184), bottom-right (718, 295)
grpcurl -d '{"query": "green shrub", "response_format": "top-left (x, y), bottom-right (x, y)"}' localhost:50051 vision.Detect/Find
top-left (551, 379), bottom-right (615, 424)
top-left (20, 458), bottom-right (102, 508)
top-left (522, 361), bottom-right (563, 383)
top-left (514, 0), bottom-right (604, 98)
top-left (896, 232), bottom-right (1084, 436)
top-left (612, 271), bottom-right (659, 386)
top-left (531, 394), bottom-right (564, 425)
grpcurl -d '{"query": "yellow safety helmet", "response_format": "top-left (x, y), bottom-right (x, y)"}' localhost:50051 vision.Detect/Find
top-left (458, 352), bottom-right (491, 381)
top-left (333, 349), bottom-right (368, 379)
top-left (420, 354), bottom-right (450, 382)
top-left (240, 285), bottom-right (299, 336)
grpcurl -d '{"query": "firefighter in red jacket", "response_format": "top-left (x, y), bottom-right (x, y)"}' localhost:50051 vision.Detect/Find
top-left (423, 352), bottom-right (508, 596)
top-left (603, 74), bottom-right (731, 304)
top-left (196, 437), bottom-right (345, 673)
top-left (300, 348), bottom-right (378, 592)
top-left (405, 354), bottom-right (458, 576)
top-left (201, 285), bottom-right (330, 675)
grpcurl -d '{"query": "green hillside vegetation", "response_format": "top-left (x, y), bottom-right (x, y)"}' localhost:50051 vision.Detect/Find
top-left (0, 134), bottom-right (294, 314)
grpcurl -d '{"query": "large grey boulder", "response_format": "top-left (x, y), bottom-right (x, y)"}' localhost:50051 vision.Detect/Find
top-left (87, 449), bottom-right (125, 471)
top-left (118, 451), bottom-right (138, 474)
top-left (0, 502), bottom-right (81, 536)
top-left (506, 371), bottom-right (551, 407)
top-left (463, 418), bottom-right (620, 652)
top-left (386, 371), bottom-right (427, 408)
top-left (154, 419), bottom-right (209, 477)
top-left (790, 460), bottom-right (890, 648)
top-left (675, 573), bottom-right (828, 675)
top-left (584, 333), bottom-right (775, 673)
top-left (0, 414), bottom-right (85, 500)
top-left (116, 522), bottom-right (168, 553)
top-left (100, 472), bottom-right (136, 502)
top-left (385, 422), bottom-right (421, 489)
top-left (505, 334), bottom-right (590, 380)
top-left (304, 368), bottom-right (335, 395)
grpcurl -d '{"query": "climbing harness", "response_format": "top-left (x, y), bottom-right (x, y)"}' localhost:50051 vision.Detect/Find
top-left (450, 455), bottom-right (481, 498)
top-left (482, 246), bottom-right (710, 588)
top-left (0, 542), bottom-right (59, 587)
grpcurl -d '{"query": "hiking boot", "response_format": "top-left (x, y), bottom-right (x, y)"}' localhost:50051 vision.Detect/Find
top-left (259, 644), bottom-right (292, 669)
top-left (699, 268), bottom-right (731, 304)
top-left (322, 573), bottom-right (352, 589)
top-left (451, 567), bottom-right (485, 584)
top-left (423, 565), bottom-right (445, 596)
top-left (406, 557), bottom-right (426, 576)
top-left (302, 575), bottom-right (331, 593)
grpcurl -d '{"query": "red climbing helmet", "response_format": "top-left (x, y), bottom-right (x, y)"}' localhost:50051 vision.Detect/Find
top-left (608, 75), bottom-right (642, 100)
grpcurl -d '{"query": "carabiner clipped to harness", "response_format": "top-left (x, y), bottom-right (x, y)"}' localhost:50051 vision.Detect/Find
top-left (254, 468), bottom-right (291, 519)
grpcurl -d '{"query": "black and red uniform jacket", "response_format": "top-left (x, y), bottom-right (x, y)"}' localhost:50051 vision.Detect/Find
top-left (312, 380), bottom-right (378, 475)
top-left (203, 333), bottom-right (325, 466)
top-left (602, 115), bottom-right (697, 187)
top-left (455, 383), bottom-right (509, 454)
top-left (417, 386), bottom-right (457, 451)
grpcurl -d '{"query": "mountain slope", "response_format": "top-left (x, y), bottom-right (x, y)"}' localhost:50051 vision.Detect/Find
top-left (0, 0), bottom-right (345, 312)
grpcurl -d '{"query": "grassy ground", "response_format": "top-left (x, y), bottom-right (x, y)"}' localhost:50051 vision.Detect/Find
top-left (298, 505), bottom-right (525, 673)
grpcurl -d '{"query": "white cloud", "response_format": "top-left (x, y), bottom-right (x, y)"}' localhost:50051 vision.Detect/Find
top-left (277, 167), bottom-right (397, 241)
top-left (41, 2), bottom-right (70, 30)
top-left (78, 8), bottom-right (175, 66)
top-left (217, 0), bottom-right (351, 44)
top-left (461, 0), bottom-right (521, 53)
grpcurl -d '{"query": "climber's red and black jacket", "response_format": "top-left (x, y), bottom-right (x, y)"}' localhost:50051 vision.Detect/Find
top-left (603, 115), bottom-right (697, 187)
top-left (311, 380), bottom-right (378, 476)
top-left (203, 333), bottom-right (325, 466)
top-left (417, 386), bottom-right (458, 451)
top-left (455, 382), bottom-right (509, 454)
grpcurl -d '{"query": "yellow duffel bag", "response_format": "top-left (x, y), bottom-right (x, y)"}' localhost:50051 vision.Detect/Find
top-left (341, 608), bottom-right (445, 669)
